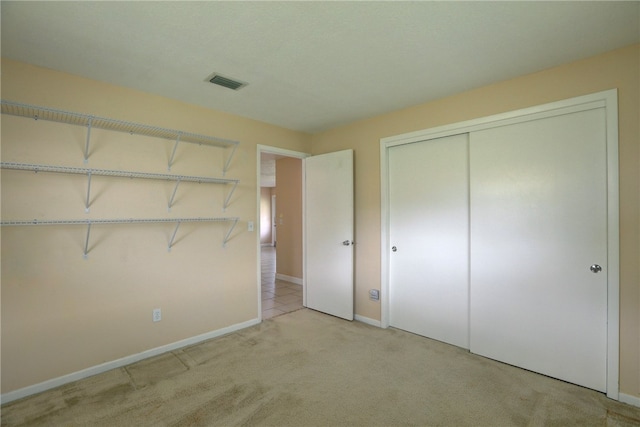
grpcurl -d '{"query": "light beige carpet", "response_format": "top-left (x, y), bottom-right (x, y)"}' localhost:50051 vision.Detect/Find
top-left (2, 308), bottom-right (640, 426)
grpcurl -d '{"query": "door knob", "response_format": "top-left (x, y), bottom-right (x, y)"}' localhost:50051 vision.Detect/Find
top-left (391, 246), bottom-right (397, 252)
top-left (342, 240), bottom-right (353, 246)
top-left (590, 264), bottom-right (602, 273)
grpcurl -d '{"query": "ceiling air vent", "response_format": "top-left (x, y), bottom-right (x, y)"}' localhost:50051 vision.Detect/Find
top-left (206, 73), bottom-right (247, 91)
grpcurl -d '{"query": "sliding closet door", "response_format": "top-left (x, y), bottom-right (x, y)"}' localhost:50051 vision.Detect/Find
top-left (469, 109), bottom-right (608, 392)
top-left (388, 134), bottom-right (469, 348)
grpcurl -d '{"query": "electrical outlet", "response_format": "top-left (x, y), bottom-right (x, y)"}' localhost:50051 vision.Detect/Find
top-left (152, 308), bottom-right (161, 322)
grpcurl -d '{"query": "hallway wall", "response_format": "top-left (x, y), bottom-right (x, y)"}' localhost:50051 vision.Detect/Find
top-left (273, 157), bottom-right (303, 282)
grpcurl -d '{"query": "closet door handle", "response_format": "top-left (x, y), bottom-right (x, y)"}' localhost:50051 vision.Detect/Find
top-left (590, 264), bottom-right (602, 273)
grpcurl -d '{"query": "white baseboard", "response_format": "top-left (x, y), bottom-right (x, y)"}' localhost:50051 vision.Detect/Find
top-left (619, 392), bottom-right (640, 408)
top-left (355, 314), bottom-right (382, 328)
top-left (275, 273), bottom-right (302, 286)
top-left (0, 317), bottom-right (260, 405)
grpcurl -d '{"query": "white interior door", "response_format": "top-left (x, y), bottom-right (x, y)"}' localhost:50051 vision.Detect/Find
top-left (305, 149), bottom-right (354, 320)
top-left (469, 109), bottom-right (608, 392)
top-left (388, 134), bottom-right (470, 348)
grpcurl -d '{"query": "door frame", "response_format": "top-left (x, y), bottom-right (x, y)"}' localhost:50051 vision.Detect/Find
top-left (380, 89), bottom-right (619, 399)
top-left (256, 145), bottom-right (310, 321)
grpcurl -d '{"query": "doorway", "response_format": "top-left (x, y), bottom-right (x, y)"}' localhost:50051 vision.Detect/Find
top-left (257, 146), bottom-right (308, 319)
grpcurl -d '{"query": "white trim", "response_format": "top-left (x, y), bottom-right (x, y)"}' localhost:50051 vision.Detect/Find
top-left (380, 94), bottom-right (608, 148)
top-left (619, 393), bottom-right (640, 408)
top-left (380, 139), bottom-right (391, 329)
top-left (355, 314), bottom-right (382, 328)
top-left (256, 145), bottom-right (310, 320)
top-left (380, 89), bottom-right (620, 399)
top-left (257, 145), bottom-right (311, 161)
top-left (302, 159), bottom-right (307, 307)
top-left (0, 317), bottom-right (260, 404)
top-left (275, 273), bottom-right (303, 286)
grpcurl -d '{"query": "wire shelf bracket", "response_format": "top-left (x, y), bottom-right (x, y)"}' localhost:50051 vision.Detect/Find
top-left (85, 171), bottom-right (92, 213)
top-left (168, 132), bottom-right (182, 171)
top-left (84, 116), bottom-right (93, 164)
top-left (1, 100), bottom-right (240, 172)
top-left (223, 218), bottom-right (239, 248)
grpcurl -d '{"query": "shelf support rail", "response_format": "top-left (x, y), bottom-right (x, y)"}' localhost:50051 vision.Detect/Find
top-left (168, 132), bottom-right (183, 171)
top-left (84, 116), bottom-right (93, 164)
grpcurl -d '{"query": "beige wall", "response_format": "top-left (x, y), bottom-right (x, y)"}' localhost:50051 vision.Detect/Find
top-left (273, 158), bottom-right (303, 280)
top-left (311, 44), bottom-right (640, 398)
top-left (0, 58), bottom-right (311, 394)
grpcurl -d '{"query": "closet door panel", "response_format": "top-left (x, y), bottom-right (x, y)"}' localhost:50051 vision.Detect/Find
top-left (469, 109), bottom-right (608, 392)
top-left (389, 134), bottom-right (469, 349)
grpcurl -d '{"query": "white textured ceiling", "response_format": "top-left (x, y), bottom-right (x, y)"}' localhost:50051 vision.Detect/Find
top-left (2, 1), bottom-right (639, 134)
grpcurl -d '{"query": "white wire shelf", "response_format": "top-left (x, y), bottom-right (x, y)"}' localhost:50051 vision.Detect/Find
top-left (0, 162), bottom-right (237, 184)
top-left (0, 217), bottom-right (240, 257)
top-left (1, 100), bottom-right (240, 173)
top-left (1, 162), bottom-right (239, 212)
top-left (0, 217), bottom-right (237, 226)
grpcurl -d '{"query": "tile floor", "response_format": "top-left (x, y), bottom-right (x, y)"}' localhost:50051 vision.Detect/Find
top-left (261, 246), bottom-right (304, 319)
